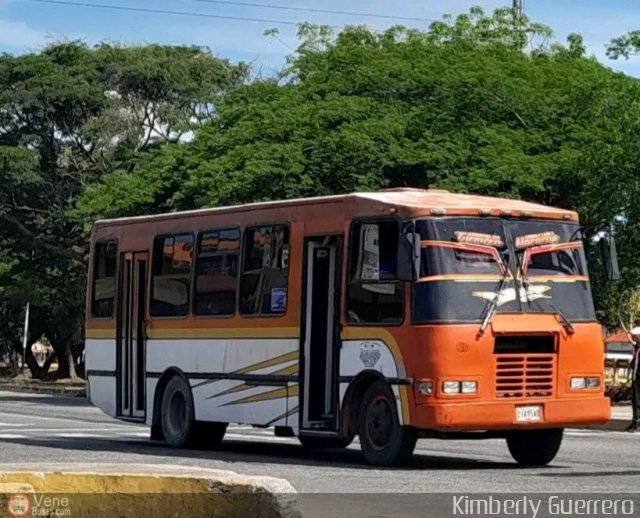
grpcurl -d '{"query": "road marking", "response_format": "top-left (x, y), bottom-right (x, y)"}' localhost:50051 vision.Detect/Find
top-left (0, 434), bottom-right (27, 439)
top-left (0, 422), bottom-right (26, 427)
top-left (0, 411), bottom-right (102, 423)
top-left (0, 427), bottom-right (144, 434)
top-left (53, 433), bottom-right (107, 439)
top-left (225, 433), bottom-right (295, 443)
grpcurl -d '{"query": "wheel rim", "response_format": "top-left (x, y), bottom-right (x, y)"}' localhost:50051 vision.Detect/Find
top-left (365, 395), bottom-right (393, 450)
top-left (167, 390), bottom-right (187, 435)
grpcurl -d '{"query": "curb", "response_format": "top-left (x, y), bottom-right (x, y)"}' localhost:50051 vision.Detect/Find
top-left (0, 464), bottom-right (301, 518)
top-left (582, 419), bottom-right (630, 432)
top-left (0, 382), bottom-right (86, 397)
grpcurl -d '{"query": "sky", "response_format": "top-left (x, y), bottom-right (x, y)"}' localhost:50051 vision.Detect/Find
top-left (0, 0), bottom-right (638, 77)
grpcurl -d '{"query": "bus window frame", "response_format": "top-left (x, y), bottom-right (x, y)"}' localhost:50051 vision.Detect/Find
top-left (521, 241), bottom-right (585, 277)
top-left (346, 216), bottom-right (405, 327)
top-left (149, 231), bottom-right (195, 321)
top-left (192, 226), bottom-right (241, 320)
top-left (89, 237), bottom-right (120, 321)
top-left (238, 221), bottom-right (292, 319)
top-left (418, 240), bottom-right (507, 280)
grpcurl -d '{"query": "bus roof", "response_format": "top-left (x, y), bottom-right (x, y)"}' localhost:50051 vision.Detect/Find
top-left (93, 188), bottom-right (578, 228)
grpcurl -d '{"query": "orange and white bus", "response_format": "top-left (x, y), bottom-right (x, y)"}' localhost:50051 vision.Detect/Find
top-left (85, 189), bottom-right (615, 466)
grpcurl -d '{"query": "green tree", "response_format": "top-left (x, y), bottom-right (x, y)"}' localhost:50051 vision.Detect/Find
top-left (78, 8), bottom-right (640, 327)
top-left (607, 31), bottom-right (640, 59)
top-left (0, 42), bottom-right (247, 379)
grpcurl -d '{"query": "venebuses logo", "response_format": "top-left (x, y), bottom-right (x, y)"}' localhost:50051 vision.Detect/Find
top-left (7, 493), bottom-right (31, 517)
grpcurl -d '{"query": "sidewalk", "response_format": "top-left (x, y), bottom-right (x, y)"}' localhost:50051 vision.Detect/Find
top-left (0, 379), bottom-right (86, 397)
top-left (581, 404), bottom-right (631, 431)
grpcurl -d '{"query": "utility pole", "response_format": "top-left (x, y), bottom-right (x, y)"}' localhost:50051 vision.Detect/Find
top-left (21, 301), bottom-right (30, 378)
top-left (513, 0), bottom-right (524, 19)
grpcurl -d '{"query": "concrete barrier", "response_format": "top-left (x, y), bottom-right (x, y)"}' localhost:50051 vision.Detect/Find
top-left (0, 464), bottom-right (301, 518)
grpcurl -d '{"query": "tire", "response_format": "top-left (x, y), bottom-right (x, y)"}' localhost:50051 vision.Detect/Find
top-left (299, 435), bottom-right (353, 449)
top-left (161, 375), bottom-right (196, 448)
top-left (506, 428), bottom-right (564, 466)
top-left (358, 380), bottom-right (417, 466)
top-left (160, 375), bottom-right (228, 449)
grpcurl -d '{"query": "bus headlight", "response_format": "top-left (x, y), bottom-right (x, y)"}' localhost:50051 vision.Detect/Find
top-left (570, 377), bottom-right (600, 390)
top-left (570, 377), bottom-right (586, 390)
top-left (461, 381), bottom-right (478, 394)
top-left (442, 381), bottom-right (461, 394)
top-left (586, 377), bottom-right (600, 389)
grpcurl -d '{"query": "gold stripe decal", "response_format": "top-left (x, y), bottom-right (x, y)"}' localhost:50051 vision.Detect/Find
top-left (205, 364), bottom-right (299, 400)
top-left (266, 405), bottom-right (299, 426)
top-left (234, 351), bottom-right (298, 375)
top-left (222, 385), bottom-right (299, 406)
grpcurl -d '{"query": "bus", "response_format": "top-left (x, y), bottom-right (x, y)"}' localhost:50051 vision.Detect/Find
top-left (85, 188), bottom-right (616, 467)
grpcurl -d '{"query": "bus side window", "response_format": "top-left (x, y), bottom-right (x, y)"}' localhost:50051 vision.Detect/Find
top-left (347, 220), bottom-right (403, 324)
top-left (240, 224), bottom-right (290, 316)
top-left (194, 228), bottom-right (240, 316)
top-left (151, 233), bottom-right (193, 318)
top-left (91, 240), bottom-right (118, 319)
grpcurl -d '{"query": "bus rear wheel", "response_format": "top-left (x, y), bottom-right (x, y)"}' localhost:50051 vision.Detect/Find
top-left (358, 380), bottom-right (417, 466)
top-left (160, 375), bottom-right (227, 449)
top-left (506, 428), bottom-right (563, 466)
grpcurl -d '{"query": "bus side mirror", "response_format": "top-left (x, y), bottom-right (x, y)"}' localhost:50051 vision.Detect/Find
top-left (397, 232), bottom-right (421, 281)
top-left (600, 232), bottom-right (620, 281)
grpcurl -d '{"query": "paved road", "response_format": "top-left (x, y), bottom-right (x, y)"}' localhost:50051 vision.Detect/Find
top-left (0, 391), bottom-right (639, 515)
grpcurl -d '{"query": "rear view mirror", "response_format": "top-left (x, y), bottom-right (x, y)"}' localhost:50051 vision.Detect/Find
top-left (600, 232), bottom-right (620, 281)
top-left (397, 230), bottom-right (421, 281)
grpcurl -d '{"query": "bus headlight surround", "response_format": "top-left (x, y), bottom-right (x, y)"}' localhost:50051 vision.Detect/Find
top-left (418, 381), bottom-right (434, 395)
top-left (442, 380), bottom-right (478, 395)
top-left (570, 376), bottom-right (600, 390)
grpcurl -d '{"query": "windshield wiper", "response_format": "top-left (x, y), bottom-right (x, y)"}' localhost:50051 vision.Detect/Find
top-left (477, 266), bottom-right (510, 337)
top-left (477, 223), bottom-right (515, 337)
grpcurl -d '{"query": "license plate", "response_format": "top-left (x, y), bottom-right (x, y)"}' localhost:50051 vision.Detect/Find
top-left (516, 405), bottom-right (542, 422)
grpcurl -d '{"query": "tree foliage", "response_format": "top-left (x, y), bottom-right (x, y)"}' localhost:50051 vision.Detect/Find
top-left (4, 8), bottom-right (640, 376)
top-left (0, 42), bottom-right (247, 378)
top-left (77, 9), bottom-right (640, 325)
top-left (607, 31), bottom-right (640, 60)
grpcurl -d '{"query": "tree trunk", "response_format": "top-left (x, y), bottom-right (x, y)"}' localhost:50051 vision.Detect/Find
top-left (54, 342), bottom-right (78, 380)
top-left (24, 345), bottom-right (56, 380)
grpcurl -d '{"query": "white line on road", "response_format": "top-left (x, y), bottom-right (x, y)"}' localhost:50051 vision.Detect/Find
top-left (225, 433), bottom-right (295, 443)
top-left (3, 427), bottom-right (144, 434)
top-left (0, 434), bottom-right (27, 439)
top-left (0, 411), bottom-right (105, 423)
top-left (53, 433), bottom-right (108, 439)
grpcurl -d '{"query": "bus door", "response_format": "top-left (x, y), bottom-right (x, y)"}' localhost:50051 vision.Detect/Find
top-left (301, 236), bottom-right (341, 432)
top-left (116, 251), bottom-right (148, 421)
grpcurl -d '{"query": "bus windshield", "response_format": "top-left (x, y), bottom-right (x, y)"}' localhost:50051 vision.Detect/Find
top-left (412, 218), bottom-right (596, 324)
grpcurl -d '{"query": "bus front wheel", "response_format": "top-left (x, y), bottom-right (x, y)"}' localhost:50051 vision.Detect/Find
top-left (358, 380), bottom-right (417, 466)
top-left (506, 428), bottom-right (563, 466)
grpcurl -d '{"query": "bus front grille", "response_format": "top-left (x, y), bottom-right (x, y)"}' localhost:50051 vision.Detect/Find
top-left (495, 355), bottom-right (555, 398)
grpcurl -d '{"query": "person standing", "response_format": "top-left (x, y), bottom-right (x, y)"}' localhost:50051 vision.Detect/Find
top-left (627, 327), bottom-right (640, 431)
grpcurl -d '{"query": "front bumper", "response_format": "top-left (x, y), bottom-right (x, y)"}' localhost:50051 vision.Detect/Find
top-left (412, 396), bottom-right (610, 431)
